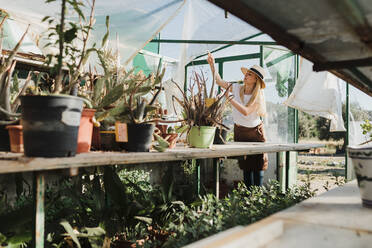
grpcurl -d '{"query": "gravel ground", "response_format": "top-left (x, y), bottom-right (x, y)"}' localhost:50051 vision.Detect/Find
top-left (296, 155), bottom-right (346, 195)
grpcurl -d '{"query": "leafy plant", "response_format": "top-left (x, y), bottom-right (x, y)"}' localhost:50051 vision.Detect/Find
top-left (81, 54), bottom-right (165, 128)
top-left (162, 180), bottom-right (315, 247)
top-left (40, 0), bottom-right (98, 94)
top-left (172, 70), bottom-right (230, 130)
top-left (360, 119), bottom-right (372, 145)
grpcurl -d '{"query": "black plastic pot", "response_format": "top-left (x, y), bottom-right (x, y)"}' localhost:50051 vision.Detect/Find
top-left (126, 123), bottom-right (155, 152)
top-left (21, 95), bottom-right (83, 157)
top-left (100, 131), bottom-right (123, 151)
top-left (213, 128), bottom-right (228, 144)
top-left (0, 125), bottom-right (10, 151)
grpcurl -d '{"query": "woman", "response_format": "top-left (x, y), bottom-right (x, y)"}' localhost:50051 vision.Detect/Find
top-left (207, 52), bottom-right (268, 187)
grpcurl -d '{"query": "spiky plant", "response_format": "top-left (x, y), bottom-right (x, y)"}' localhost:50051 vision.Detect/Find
top-left (80, 51), bottom-right (166, 127)
top-left (0, 13), bottom-right (33, 125)
top-left (172, 70), bottom-right (231, 130)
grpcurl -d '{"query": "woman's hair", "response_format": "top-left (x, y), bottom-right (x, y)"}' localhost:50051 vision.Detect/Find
top-left (239, 76), bottom-right (266, 117)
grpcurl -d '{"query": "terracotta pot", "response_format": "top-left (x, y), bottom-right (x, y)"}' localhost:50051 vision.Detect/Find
top-left (6, 125), bottom-right (23, 153)
top-left (77, 108), bottom-right (96, 153)
top-left (156, 124), bottom-right (168, 134)
top-left (163, 133), bottom-right (178, 149)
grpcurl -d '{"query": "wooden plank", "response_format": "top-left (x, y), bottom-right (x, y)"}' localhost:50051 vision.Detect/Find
top-left (0, 143), bottom-right (323, 174)
top-left (313, 57), bottom-right (372, 71)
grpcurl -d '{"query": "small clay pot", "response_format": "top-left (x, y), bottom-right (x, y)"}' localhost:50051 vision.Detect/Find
top-left (6, 125), bottom-right (23, 153)
top-left (76, 108), bottom-right (96, 153)
top-left (163, 133), bottom-right (178, 149)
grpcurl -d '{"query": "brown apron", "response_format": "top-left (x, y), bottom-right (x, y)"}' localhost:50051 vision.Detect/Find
top-left (233, 123), bottom-right (268, 171)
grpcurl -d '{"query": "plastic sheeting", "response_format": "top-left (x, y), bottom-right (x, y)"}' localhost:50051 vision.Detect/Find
top-left (284, 58), bottom-right (346, 132)
top-left (262, 47), bottom-right (296, 143)
top-left (0, 0), bottom-right (185, 65)
top-left (172, 0), bottom-right (260, 85)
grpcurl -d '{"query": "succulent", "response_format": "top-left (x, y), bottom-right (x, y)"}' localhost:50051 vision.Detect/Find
top-left (0, 14), bottom-right (33, 125)
top-left (79, 50), bottom-right (165, 128)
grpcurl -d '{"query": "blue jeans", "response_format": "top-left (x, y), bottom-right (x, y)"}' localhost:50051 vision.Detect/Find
top-left (243, 170), bottom-right (264, 187)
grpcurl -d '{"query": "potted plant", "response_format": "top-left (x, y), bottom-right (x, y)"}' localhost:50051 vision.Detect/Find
top-left (0, 12), bottom-right (35, 152)
top-left (120, 65), bottom-right (166, 152)
top-left (20, 0), bottom-right (97, 157)
top-left (347, 119), bottom-right (372, 208)
top-left (172, 71), bottom-right (230, 148)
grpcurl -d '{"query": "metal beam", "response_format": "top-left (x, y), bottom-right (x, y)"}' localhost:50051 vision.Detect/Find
top-left (188, 53), bottom-right (260, 66)
top-left (194, 32), bottom-right (264, 60)
top-left (150, 39), bottom-right (276, 45)
top-left (313, 57), bottom-right (372, 71)
top-left (266, 52), bottom-right (294, 68)
top-left (347, 68), bottom-right (372, 90)
top-left (330, 69), bottom-right (372, 97)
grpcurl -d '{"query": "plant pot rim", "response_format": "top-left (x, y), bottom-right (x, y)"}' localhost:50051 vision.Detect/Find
top-left (6, 125), bottom-right (22, 130)
top-left (128, 122), bottom-right (155, 127)
top-left (21, 94), bottom-right (84, 101)
top-left (82, 108), bottom-right (96, 116)
top-left (191, 125), bottom-right (216, 129)
top-left (347, 145), bottom-right (372, 151)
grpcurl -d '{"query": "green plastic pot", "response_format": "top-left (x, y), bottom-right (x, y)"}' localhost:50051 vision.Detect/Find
top-left (188, 126), bottom-right (216, 148)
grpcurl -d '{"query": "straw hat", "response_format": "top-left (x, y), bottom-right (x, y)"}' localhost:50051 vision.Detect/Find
top-left (241, 65), bottom-right (266, 89)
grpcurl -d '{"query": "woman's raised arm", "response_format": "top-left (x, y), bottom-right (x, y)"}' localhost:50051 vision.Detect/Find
top-left (207, 52), bottom-right (231, 90)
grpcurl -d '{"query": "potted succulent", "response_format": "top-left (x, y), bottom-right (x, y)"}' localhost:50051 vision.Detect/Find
top-left (20, 0), bottom-right (97, 157)
top-left (120, 64), bottom-right (166, 152)
top-left (172, 71), bottom-right (230, 148)
top-left (0, 13), bottom-right (33, 152)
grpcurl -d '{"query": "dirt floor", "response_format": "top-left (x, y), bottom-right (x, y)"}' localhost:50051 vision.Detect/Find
top-left (296, 155), bottom-right (346, 195)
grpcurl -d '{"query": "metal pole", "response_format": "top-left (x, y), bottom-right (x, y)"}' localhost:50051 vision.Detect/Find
top-left (218, 62), bottom-right (224, 94)
top-left (184, 65), bottom-right (188, 92)
top-left (345, 82), bottom-right (349, 179)
top-left (150, 39), bottom-right (277, 46)
top-left (213, 158), bottom-right (220, 198)
top-left (194, 32), bottom-right (264, 60)
top-left (295, 55), bottom-right (299, 143)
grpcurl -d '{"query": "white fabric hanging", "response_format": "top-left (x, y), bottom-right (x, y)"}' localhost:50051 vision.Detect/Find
top-left (284, 58), bottom-right (346, 132)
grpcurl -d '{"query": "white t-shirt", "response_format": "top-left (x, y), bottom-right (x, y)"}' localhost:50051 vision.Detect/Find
top-left (231, 83), bottom-right (261, 128)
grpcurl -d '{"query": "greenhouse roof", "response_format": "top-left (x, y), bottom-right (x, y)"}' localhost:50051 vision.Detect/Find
top-left (208, 0), bottom-right (372, 97)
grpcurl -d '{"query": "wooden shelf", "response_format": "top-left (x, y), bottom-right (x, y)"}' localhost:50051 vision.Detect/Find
top-left (0, 142), bottom-right (323, 174)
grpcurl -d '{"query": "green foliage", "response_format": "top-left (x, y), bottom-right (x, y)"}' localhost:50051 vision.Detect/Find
top-left (298, 111), bottom-right (319, 139)
top-left (161, 180), bottom-right (315, 247)
top-left (361, 119), bottom-right (372, 139)
top-left (42, 0), bottom-right (97, 93)
top-left (0, 170), bottom-right (314, 247)
top-left (81, 50), bottom-right (165, 126)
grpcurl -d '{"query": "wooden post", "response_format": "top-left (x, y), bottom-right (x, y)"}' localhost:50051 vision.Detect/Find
top-left (32, 172), bottom-right (45, 248)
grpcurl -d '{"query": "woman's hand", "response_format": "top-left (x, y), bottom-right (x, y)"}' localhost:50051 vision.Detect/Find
top-left (207, 52), bottom-right (215, 71)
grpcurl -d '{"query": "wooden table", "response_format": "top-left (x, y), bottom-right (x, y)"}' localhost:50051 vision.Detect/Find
top-left (0, 142), bottom-right (322, 174)
top-left (0, 142), bottom-right (323, 247)
top-left (185, 181), bottom-right (372, 248)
